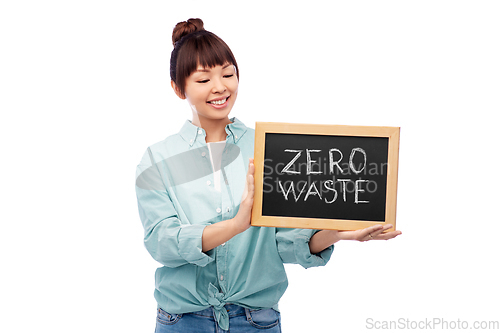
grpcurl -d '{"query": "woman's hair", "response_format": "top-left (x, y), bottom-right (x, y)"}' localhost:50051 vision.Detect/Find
top-left (170, 18), bottom-right (239, 96)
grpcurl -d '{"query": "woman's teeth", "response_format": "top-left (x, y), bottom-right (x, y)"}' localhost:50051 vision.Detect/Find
top-left (209, 98), bottom-right (227, 105)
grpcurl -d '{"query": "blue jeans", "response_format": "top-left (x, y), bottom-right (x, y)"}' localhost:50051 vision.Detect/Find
top-left (155, 304), bottom-right (282, 333)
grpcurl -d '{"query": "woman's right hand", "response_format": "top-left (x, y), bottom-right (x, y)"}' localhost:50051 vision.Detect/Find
top-left (232, 158), bottom-right (255, 234)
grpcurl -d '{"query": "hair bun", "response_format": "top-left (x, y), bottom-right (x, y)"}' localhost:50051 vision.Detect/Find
top-left (172, 18), bottom-right (205, 45)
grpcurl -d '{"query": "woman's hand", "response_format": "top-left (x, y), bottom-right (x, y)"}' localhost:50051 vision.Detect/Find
top-left (309, 224), bottom-right (402, 254)
top-left (339, 224), bottom-right (402, 242)
top-left (232, 158), bottom-right (255, 234)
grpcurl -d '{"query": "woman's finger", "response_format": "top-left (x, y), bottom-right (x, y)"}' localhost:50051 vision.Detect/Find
top-left (247, 159), bottom-right (254, 188)
top-left (360, 225), bottom-right (383, 241)
top-left (242, 159), bottom-right (255, 202)
top-left (247, 173), bottom-right (254, 193)
top-left (374, 230), bottom-right (402, 240)
top-left (368, 224), bottom-right (393, 238)
top-left (248, 159), bottom-right (255, 176)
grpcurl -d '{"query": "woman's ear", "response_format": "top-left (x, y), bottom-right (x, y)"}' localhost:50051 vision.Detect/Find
top-left (171, 81), bottom-right (186, 100)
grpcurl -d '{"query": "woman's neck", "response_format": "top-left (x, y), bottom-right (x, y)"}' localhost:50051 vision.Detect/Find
top-left (192, 116), bottom-right (232, 143)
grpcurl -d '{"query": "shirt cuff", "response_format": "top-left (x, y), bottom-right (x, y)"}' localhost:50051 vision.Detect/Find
top-left (292, 229), bottom-right (334, 269)
top-left (178, 224), bottom-right (214, 267)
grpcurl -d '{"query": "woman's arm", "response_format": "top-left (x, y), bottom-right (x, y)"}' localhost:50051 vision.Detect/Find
top-left (136, 148), bottom-right (216, 268)
top-left (309, 224), bottom-right (402, 254)
top-left (205, 157), bottom-right (402, 254)
top-left (201, 158), bottom-right (255, 252)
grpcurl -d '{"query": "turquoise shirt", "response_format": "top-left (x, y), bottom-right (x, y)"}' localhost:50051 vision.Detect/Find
top-left (135, 118), bottom-right (333, 330)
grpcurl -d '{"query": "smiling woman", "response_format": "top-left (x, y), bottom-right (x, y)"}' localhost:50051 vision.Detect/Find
top-left (135, 17), bottom-right (400, 333)
top-left (169, 18), bottom-right (240, 142)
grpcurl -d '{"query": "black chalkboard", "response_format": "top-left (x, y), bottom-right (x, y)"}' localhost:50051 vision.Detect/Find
top-left (262, 133), bottom-right (388, 221)
top-left (251, 122), bottom-right (400, 231)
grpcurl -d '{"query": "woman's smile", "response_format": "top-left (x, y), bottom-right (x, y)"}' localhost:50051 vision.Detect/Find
top-left (207, 95), bottom-right (230, 108)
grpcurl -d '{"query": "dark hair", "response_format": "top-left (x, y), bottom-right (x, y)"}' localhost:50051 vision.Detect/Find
top-left (170, 18), bottom-right (239, 96)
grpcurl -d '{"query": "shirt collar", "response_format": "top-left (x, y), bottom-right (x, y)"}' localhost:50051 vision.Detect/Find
top-left (179, 117), bottom-right (248, 147)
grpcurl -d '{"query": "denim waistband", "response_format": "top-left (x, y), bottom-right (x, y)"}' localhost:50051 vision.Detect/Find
top-left (190, 304), bottom-right (246, 318)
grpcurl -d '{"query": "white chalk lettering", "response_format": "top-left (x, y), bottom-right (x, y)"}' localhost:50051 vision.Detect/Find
top-left (329, 148), bottom-right (344, 174)
top-left (337, 179), bottom-right (351, 202)
top-left (354, 179), bottom-right (369, 204)
top-left (349, 148), bottom-right (367, 174)
top-left (304, 181), bottom-right (322, 201)
top-left (278, 180), bottom-right (307, 202)
top-left (306, 149), bottom-right (322, 175)
top-left (323, 180), bottom-right (338, 203)
top-left (273, 146), bottom-right (377, 205)
top-left (275, 178), bottom-right (371, 204)
top-left (281, 149), bottom-right (302, 175)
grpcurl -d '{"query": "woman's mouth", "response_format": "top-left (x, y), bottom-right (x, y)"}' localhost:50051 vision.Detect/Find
top-left (207, 96), bottom-right (229, 108)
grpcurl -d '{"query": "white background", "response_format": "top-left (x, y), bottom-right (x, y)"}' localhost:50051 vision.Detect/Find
top-left (1, 1), bottom-right (499, 332)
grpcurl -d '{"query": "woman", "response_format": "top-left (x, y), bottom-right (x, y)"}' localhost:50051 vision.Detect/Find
top-left (135, 18), bottom-right (401, 332)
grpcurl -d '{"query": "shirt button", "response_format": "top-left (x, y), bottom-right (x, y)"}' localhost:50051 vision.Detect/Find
top-left (207, 180), bottom-right (211, 186)
top-left (220, 275), bottom-right (224, 281)
top-left (189, 139), bottom-right (193, 144)
top-left (201, 152), bottom-right (206, 157)
top-left (216, 208), bottom-right (221, 214)
top-left (198, 129), bottom-right (203, 135)
top-left (235, 135), bottom-right (238, 139)
top-left (222, 242), bottom-right (226, 246)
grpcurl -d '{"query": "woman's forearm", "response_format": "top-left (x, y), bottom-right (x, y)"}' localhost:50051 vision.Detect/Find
top-left (201, 218), bottom-right (239, 252)
top-left (201, 158), bottom-right (254, 253)
top-left (309, 230), bottom-right (341, 254)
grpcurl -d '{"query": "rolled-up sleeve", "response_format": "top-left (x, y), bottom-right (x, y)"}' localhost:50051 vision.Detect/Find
top-left (136, 149), bottom-right (214, 268)
top-left (276, 228), bottom-right (333, 269)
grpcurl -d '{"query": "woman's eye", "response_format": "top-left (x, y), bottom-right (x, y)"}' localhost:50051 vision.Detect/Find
top-left (197, 79), bottom-right (209, 83)
top-left (223, 74), bottom-right (234, 78)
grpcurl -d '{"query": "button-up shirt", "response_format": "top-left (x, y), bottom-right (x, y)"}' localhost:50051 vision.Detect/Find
top-left (135, 117), bottom-right (333, 330)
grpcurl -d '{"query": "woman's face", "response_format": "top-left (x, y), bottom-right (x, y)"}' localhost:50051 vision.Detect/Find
top-left (179, 63), bottom-right (238, 125)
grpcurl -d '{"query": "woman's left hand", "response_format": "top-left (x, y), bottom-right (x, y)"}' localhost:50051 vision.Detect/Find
top-left (339, 224), bottom-right (402, 242)
top-left (309, 224), bottom-right (401, 254)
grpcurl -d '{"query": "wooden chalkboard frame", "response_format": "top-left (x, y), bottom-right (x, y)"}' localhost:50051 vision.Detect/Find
top-left (251, 122), bottom-right (400, 231)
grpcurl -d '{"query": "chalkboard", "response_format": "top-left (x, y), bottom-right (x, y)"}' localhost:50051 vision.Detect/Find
top-left (251, 122), bottom-right (400, 231)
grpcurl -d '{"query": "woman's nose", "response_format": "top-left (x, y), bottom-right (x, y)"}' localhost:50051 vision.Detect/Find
top-left (211, 77), bottom-right (226, 94)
